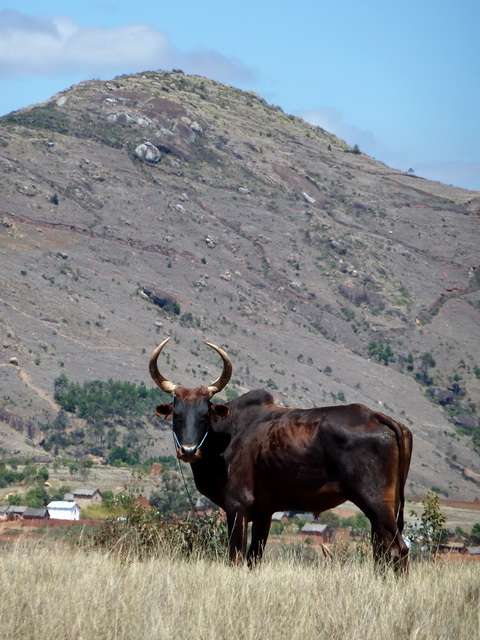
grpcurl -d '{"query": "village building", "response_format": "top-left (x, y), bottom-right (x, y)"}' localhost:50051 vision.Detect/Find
top-left (71, 487), bottom-right (102, 507)
top-left (7, 505), bottom-right (27, 520)
top-left (23, 507), bottom-right (49, 520)
top-left (300, 523), bottom-right (333, 543)
top-left (439, 541), bottom-right (466, 554)
top-left (271, 511), bottom-right (289, 523)
top-left (47, 501), bottom-right (80, 521)
top-left (466, 546), bottom-right (480, 557)
top-left (0, 505), bottom-right (9, 520)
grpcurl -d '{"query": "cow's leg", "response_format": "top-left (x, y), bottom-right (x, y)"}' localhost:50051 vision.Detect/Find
top-left (247, 513), bottom-right (272, 568)
top-left (226, 509), bottom-right (248, 565)
top-left (352, 497), bottom-right (409, 574)
top-left (369, 505), bottom-right (409, 574)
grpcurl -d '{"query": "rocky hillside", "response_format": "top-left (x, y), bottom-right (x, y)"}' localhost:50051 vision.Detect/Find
top-left (0, 71), bottom-right (479, 496)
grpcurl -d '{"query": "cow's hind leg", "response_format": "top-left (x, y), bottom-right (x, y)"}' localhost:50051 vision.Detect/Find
top-left (247, 513), bottom-right (272, 568)
top-left (370, 505), bottom-right (409, 575)
top-left (353, 498), bottom-right (409, 574)
top-left (226, 509), bottom-right (248, 565)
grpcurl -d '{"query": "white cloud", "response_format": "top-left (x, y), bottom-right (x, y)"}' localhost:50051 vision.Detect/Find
top-left (0, 10), bottom-right (254, 83)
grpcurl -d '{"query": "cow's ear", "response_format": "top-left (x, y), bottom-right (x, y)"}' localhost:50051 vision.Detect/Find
top-left (156, 403), bottom-right (173, 419)
top-left (212, 403), bottom-right (229, 418)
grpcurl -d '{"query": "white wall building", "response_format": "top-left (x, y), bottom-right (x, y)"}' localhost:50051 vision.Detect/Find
top-left (47, 501), bottom-right (80, 521)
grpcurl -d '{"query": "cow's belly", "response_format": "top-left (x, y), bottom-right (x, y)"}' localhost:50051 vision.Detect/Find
top-left (253, 477), bottom-right (345, 514)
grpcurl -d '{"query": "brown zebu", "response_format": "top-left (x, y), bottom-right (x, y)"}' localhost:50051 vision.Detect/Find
top-left (150, 338), bottom-right (413, 571)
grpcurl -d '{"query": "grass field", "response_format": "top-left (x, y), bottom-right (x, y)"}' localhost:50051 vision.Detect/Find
top-left (1, 543), bottom-right (479, 640)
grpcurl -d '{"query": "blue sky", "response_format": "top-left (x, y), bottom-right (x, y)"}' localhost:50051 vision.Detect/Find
top-left (1, 1), bottom-right (478, 189)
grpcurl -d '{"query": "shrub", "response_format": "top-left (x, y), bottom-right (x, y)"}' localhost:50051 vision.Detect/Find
top-left (368, 341), bottom-right (395, 365)
top-left (92, 505), bottom-right (227, 561)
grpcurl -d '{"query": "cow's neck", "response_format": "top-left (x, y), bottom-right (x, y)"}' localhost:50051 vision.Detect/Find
top-left (189, 430), bottom-right (229, 509)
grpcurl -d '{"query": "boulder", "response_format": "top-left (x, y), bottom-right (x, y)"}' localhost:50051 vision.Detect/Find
top-left (134, 142), bottom-right (162, 164)
top-left (302, 191), bottom-right (316, 204)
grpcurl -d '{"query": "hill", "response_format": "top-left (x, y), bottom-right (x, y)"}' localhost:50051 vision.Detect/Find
top-left (0, 70), bottom-right (479, 496)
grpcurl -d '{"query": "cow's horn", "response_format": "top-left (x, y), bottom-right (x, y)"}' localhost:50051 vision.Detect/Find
top-left (149, 338), bottom-right (177, 394)
top-left (205, 341), bottom-right (233, 396)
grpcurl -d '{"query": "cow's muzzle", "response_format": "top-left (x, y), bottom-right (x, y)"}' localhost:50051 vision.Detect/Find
top-left (173, 431), bottom-right (208, 462)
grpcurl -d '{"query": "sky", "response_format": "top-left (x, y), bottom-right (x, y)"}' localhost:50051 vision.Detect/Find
top-left (0, 1), bottom-right (479, 190)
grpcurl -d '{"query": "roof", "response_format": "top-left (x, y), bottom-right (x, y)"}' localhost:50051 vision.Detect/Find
top-left (271, 512), bottom-right (287, 521)
top-left (7, 505), bottom-right (27, 514)
top-left (301, 523), bottom-right (329, 534)
top-left (23, 507), bottom-right (48, 518)
top-left (0, 505), bottom-right (10, 514)
top-left (72, 487), bottom-right (101, 497)
top-left (47, 501), bottom-right (79, 510)
top-left (440, 542), bottom-right (465, 549)
top-left (63, 493), bottom-right (74, 501)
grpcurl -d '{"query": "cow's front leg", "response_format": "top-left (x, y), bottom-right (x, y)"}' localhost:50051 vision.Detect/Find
top-left (247, 513), bottom-right (272, 568)
top-left (226, 509), bottom-right (248, 564)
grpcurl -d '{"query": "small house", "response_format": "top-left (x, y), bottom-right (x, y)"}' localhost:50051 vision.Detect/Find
top-left (0, 505), bottom-right (9, 521)
top-left (23, 507), bottom-right (49, 520)
top-left (271, 512), bottom-right (290, 523)
top-left (7, 505), bottom-right (27, 520)
top-left (72, 487), bottom-right (102, 506)
top-left (466, 546), bottom-right (480, 557)
top-left (439, 542), bottom-right (465, 554)
top-left (47, 501), bottom-right (80, 521)
top-left (300, 523), bottom-right (332, 543)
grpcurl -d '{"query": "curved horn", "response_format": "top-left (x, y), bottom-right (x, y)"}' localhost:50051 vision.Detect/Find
top-left (205, 341), bottom-right (233, 396)
top-left (149, 338), bottom-right (177, 394)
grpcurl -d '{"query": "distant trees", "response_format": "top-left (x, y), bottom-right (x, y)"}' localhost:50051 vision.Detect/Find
top-left (44, 375), bottom-right (171, 460)
top-left (53, 375), bottom-right (169, 423)
top-left (368, 341), bottom-right (395, 365)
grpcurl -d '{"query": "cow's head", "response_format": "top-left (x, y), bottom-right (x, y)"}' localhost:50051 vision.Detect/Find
top-left (149, 338), bottom-right (232, 462)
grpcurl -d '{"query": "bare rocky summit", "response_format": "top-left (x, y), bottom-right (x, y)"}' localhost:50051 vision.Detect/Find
top-left (0, 70), bottom-right (479, 496)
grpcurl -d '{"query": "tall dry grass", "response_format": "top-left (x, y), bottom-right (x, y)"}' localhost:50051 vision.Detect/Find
top-left (0, 543), bottom-right (478, 640)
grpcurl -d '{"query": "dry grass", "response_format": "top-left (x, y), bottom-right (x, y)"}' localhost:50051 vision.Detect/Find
top-left (0, 544), bottom-right (479, 640)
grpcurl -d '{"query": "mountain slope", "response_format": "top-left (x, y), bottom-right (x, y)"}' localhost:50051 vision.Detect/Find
top-left (0, 71), bottom-right (479, 496)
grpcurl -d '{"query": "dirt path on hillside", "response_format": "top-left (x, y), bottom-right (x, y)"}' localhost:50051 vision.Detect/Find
top-left (0, 361), bottom-right (59, 412)
top-left (17, 368), bottom-right (59, 412)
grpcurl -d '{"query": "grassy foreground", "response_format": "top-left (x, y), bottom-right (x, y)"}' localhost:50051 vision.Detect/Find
top-left (0, 544), bottom-right (479, 640)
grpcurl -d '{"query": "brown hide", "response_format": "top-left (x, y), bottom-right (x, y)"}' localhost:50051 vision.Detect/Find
top-left (165, 389), bottom-right (413, 572)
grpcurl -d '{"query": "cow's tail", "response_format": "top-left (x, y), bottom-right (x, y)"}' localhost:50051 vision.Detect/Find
top-left (375, 412), bottom-right (413, 533)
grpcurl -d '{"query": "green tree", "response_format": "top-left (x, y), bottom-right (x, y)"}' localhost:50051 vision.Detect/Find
top-left (471, 522), bottom-right (480, 544)
top-left (406, 491), bottom-right (447, 559)
top-left (24, 486), bottom-right (49, 507)
top-left (36, 466), bottom-right (49, 483)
